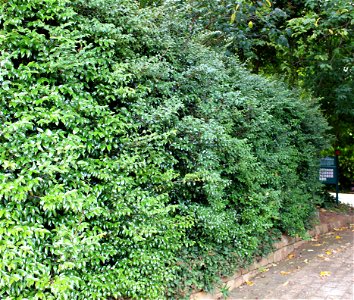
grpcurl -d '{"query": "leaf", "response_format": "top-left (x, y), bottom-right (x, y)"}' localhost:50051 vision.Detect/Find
top-left (317, 254), bottom-right (330, 261)
top-left (287, 254), bottom-right (295, 259)
top-left (246, 281), bottom-right (254, 286)
top-left (325, 250), bottom-right (332, 255)
top-left (258, 267), bottom-right (269, 273)
top-left (333, 227), bottom-right (345, 231)
top-left (320, 271), bottom-right (331, 277)
top-left (230, 12), bottom-right (236, 24)
top-left (266, 0), bottom-right (272, 7)
top-left (335, 235), bottom-right (341, 239)
top-left (283, 280), bottom-right (289, 286)
top-left (280, 271), bottom-right (291, 275)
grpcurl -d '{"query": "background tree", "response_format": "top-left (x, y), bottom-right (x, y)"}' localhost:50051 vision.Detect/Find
top-left (283, 0), bottom-right (353, 188)
top-left (171, 0), bottom-right (353, 189)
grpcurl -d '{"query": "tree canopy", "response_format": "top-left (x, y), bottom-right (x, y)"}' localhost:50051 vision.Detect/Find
top-left (174, 0), bottom-right (353, 187)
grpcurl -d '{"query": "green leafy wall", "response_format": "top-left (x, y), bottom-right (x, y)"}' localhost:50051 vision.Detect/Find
top-left (0, 0), bottom-right (329, 298)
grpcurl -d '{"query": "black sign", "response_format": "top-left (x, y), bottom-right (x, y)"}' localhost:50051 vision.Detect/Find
top-left (319, 157), bottom-right (337, 184)
top-left (319, 155), bottom-right (340, 205)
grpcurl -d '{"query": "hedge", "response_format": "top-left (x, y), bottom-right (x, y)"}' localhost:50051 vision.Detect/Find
top-left (0, 0), bottom-right (329, 298)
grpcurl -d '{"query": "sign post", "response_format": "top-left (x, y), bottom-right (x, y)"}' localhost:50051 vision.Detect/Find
top-left (319, 153), bottom-right (339, 205)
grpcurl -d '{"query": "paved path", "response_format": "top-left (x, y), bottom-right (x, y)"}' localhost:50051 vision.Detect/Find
top-left (228, 226), bottom-right (354, 300)
top-left (329, 193), bottom-right (354, 207)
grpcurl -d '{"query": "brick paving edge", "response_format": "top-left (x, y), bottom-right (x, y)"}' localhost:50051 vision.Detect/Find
top-left (190, 214), bottom-right (354, 300)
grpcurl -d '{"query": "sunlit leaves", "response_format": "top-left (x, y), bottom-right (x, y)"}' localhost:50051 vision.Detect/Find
top-left (320, 271), bottom-right (331, 277)
top-left (0, 0), bottom-right (190, 298)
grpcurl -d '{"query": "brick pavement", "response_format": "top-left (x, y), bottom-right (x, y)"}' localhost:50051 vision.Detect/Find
top-left (228, 226), bottom-right (354, 300)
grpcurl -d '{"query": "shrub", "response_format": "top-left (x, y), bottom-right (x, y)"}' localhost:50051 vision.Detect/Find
top-left (0, 1), bottom-right (191, 298)
top-left (0, 0), bottom-right (329, 298)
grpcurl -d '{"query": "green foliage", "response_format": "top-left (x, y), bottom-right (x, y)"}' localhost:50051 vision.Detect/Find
top-left (0, 0), bottom-right (330, 298)
top-left (0, 1), bottom-right (190, 298)
top-left (164, 48), bottom-right (328, 295)
top-left (172, 0), bottom-right (353, 186)
top-left (284, 0), bottom-right (353, 187)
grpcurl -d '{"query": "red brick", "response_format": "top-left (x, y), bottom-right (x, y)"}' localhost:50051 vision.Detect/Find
top-left (308, 229), bottom-right (316, 237)
top-left (226, 275), bottom-right (244, 291)
top-left (246, 262), bottom-right (257, 272)
top-left (274, 235), bottom-right (289, 249)
top-left (273, 247), bottom-right (288, 262)
top-left (293, 240), bottom-right (305, 249)
top-left (222, 270), bottom-right (241, 282)
top-left (287, 236), bottom-right (297, 245)
top-left (285, 244), bottom-right (295, 256)
top-left (320, 224), bottom-right (329, 234)
top-left (242, 269), bottom-right (258, 282)
top-left (190, 291), bottom-right (214, 300)
top-left (315, 225), bottom-right (321, 235)
top-left (252, 256), bottom-right (271, 270)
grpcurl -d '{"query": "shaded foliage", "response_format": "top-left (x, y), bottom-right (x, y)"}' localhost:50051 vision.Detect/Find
top-left (172, 0), bottom-right (353, 188)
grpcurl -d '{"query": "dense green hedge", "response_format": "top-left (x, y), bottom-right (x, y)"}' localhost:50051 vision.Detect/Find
top-left (0, 0), bottom-right (329, 298)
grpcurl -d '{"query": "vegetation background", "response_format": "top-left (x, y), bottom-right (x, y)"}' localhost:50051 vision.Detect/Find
top-left (172, 0), bottom-right (353, 188)
top-left (0, 0), bottom-right (351, 299)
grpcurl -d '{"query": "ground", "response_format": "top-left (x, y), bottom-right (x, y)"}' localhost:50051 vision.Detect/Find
top-left (228, 208), bottom-right (354, 300)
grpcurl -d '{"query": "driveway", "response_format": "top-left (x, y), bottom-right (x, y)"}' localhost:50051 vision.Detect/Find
top-left (329, 193), bottom-right (354, 207)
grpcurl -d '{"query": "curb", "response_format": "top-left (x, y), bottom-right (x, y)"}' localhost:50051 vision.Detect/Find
top-left (190, 214), bottom-right (354, 300)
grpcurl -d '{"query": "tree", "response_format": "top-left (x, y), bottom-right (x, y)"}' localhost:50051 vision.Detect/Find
top-left (283, 0), bottom-right (353, 187)
top-left (173, 0), bottom-right (353, 188)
